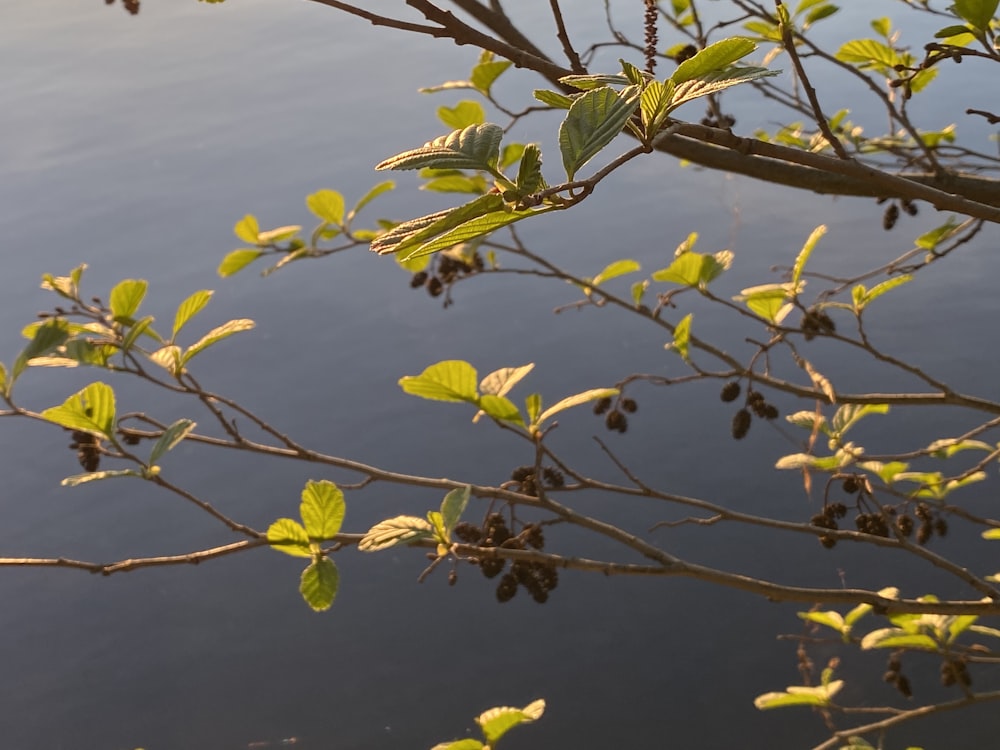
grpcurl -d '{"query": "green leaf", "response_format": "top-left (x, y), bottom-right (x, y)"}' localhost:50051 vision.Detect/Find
top-left (376, 124), bottom-right (504, 172)
top-left (832, 403), bottom-right (889, 435)
top-left (925, 438), bottom-right (992, 458)
top-left (149, 345), bottom-right (183, 375)
top-left (983, 528), bottom-right (1000, 540)
top-left (12, 319), bottom-right (72, 381)
top-left (61, 469), bottom-right (143, 486)
top-left (538, 387), bottom-right (619, 425)
top-left (267, 518), bottom-right (312, 558)
top-left (109, 279), bottom-right (147, 322)
top-left (671, 38), bottom-right (757, 84)
top-left (791, 225), bottom-right (825, 287)
top-left (798, 610), bottom-right (845, 632)
top-left (349, 180), bottom-right (395, 220)
top-left (427, 510), bottom-right (448, 544)
top-left (148, 418), bottom-right (196, 465)
top-left (438, 100), bottom-right (486, 129)
top-left (299, 557), bottom-right (339, 612)
top-left (421, 172), bottom-right (490, 194)
top-left (952, 0), bottom-right (999, 31)
top-left (480, 364), bottom-right (534, 398)
top-left (399, 360), bottom-right (479, 403)
top-left (668, 66), bottom-right (778, 113)
top-left (477, 700), bottom-right (545, 745)
top-left (753, 681), bottom-right (843, 710)
top-left (786, 410), bottom-right (828, 433)
top-left (470, 52), bottom-right (513, 95)
top-left (300, 480), bottom-right (346, 541)
top-left (431, 740), bottom-right (484, 750)
top-left (916, 217), bottom-right (962, 250)
top-left (440, 486), bottom-right (471, 534)
top-left (401, 206), bottom-right (554, 261)
top-left (870, 16), bottom-right (891, 37)
top-left (668, 313), bottom-right (692, 360)
top-left (860, 629), bottom-right (939, 651)
top-left (619, 59), bottom-right (646, 86)
top-left (256, 225), bottom-right (301, 244)
top-left (41, 265), bottom-right (86, 299)
top-left (515, 144), bottom-right (544, 194)
top-left (41, 382), bottom-right (116, 440)
top-left (835, 39), bottom-right (900, 72)
top-left (559, 73), bottom-right (631, 90)
top-left (233, 214), bottom-right (260, 245)
top-left (526, 393), bottom-right (542, 425)
top-left (533, 89), bottom-right (576, 109)
top-left (306, 189), bottom-right (345, 225)
top-left (217, 249), bottom-right (263, 277)
top-left (734, 283), bottom-right (802, 324)
top-left (172, 290), bottom-right (213, 340)
top-left (592, 259), bottom-right (641, 287)
top-left (947, 614), bottom-right (979, 643)
top-left (559, 86), bottom-right (641, 180)
top-left (477, 394), bottom-right (523, 425)
top-left (652, 250), bottom-right (732, 288)
top-left (371, 195), bottom-right (504, 257)
top-left (854, 275), bottom-right (913, 310)
top-left (639, 79), bottom-right (676, 135)
top-left (358, 516), bottom-right (434, 551)
top-left (182, 319), bottom-right (255, 365)
top-left (122, 315), bottom-right (157, 352)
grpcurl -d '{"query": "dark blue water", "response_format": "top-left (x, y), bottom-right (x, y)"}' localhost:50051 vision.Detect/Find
top-left (3, 3), bottom-right (1000, 749)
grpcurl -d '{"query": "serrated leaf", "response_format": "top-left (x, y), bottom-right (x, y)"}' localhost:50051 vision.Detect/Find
top-left (835, 39), bottom-right (900, 71)
top-left (41, 382), bottom-right (116, 439)
top-left (477, 394), bottom-right (523, 425)
top-left (109, 279), bottom-right (147, 321)
top-left (669, 66), bottom-right (779, 113)
top-left (832, 403), bottom-right (889, 435)
top-left (376, 124), bottom-right (504, 172)
top-left (734, 283), bottom-right (802, 324)
top-left (233, 214), bottom-right (260, 245)
top-left (218, 249), bottom-right (263, 278)
top-left (182, 319), bottom-right (255, 365)
top-left (671, 38), bottom-right (757, 83)
top-left (300, 479), bottom-right (345, 541)
top-left (399, 360), bottom-right (478, 403)
top-left (267, 518), bottom-right (312, 558)
top-left (122, 315), bottom-right (157, 352)
top-left (559, 73), bottom-right (632, 90)
top-left (470, 54), bottom-right (513, 95)
top-left (400, 206), bottom-right (551, 260)
top-left (619, 59), bottom-right (646, 86)
top-left (306, 189), bottom-right (345, 226)
top-left (172, 290), bottom-right (213, 340)
top-left (538, 387), bottom-right (619, 425)
top-left (358, 516), bottom-right (434, 551)
top-left (669, 313), bottom-right (692, 360)
top-left (860, 629), bottom-right (939, 650)
top-left (480, 364), bottom-right (534, 398)
top-left (786, 410), bottom-right (828, 432)
top-left (149, 418), bottom-right (196, 465)
top-left (61, 469), bottom-right (143, 486)
top-left (639, 79), bottom-right (676, 135)
top-left (300, 557), bottom-right (339, 612)
top-left (12, 319), bottom-right (72, 382)
top-left (371, 195), bottom-right (504, 257)
top-left (792, 225), bottom-right (825, 287)
top-left (477, 700), bottom-right (545, 745)
top-left (533, 89), bottom-right (576, 109)
top-left (149, 345), bottom-right (183, 375)
top-left (438, 100), bottom-right (486, 129)
top-left (515, 144), bottom-right (544, 194)
top-left (559, 86), bottom-right (641, 180)
top-left (440, 486), bottom-right (471, 534)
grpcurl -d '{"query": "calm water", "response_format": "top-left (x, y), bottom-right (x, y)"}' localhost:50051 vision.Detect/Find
top-left (3, 3), bottom-right (1000, 749)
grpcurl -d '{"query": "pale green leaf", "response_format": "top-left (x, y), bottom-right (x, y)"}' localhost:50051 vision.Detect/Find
top-left (639, 79), bottom-right (676, 135)
top-left (470, 53), bottom-right (512, 95)
top-left (349, 180), bottom-right (395, 220)
top-left (671, 38), bottom-right (757, 84)
top-left (41, 382), bottom-right (116, 439)
top-left (835, 39), bottom-right (900, 71)
top-left (478, 394), bottom-right (523, 425)
top-left (832, 403), bottom-right (889, 435)
top-left (438, 100), bottom-right (486, 129)
top-left (300, 557), bottom-right (339, 612)
top-left (217, 249), bottom-right (262, 278)
top-left (256, 225), bottom-right (301, 244)
top-left (172, 290), bottom-right (213, 340)
top-left (400, 206), bottom-right (552, 260)
top-left (798, 610), bottom-right (845, 631)
top-left (267, 518), bottom-right (312, 558)
top-left (149, 418), bottom-right (196, 465)
top-left (440, 486), bottom-right (471, 534)
top-left (109, 279), bottom-right (147, 321)
top-left (860, 628), bottom-right (939, 650)
top-left (431, 740), bottom-right (484, 750)
top-left (122, 316), bottom-right (158, 352)
top-left (526, 393), bottom-right (542, 425)
top-left (533, 89), bottom-right (576, 109)
top-left (182, 319), bottom-right (255, 365)
top-left (358, 516), bottom-right (434, 552)
top-left (477, 700), bottom-right (545, 745)
top-left (306, 189), bottom-right (345, 225)
top-left (61, 469), bottom-right (143, 486)
top-left (300, 479), bottom-right (346, 541)
top-left (857, 275), bottom-right (913, 309)
top-left (399, 360), bottom-right (479, 403)
top-left (592, 259), bottom-right (641, 287)
top-left (538, 387), bottom-right (619, 425)
top-left (734, 283), bottom-right (802, 324)
top-left (515, 144), bottom-right (544, 194)
top-left (559, 73), bottom-right (631, 90)
top-left (149, 345), bottom-right (183, 375)
top-left (480, 364), bottom-right (534, 398)
top-left (558, 86), bottom-right (641, 179)
top-left (669, 67), bottom-right (778, 112)
top-left (916, 218), bottom-right (962, 250)
top-left (233, 214), bottom-right (260, 245)
top-left (371, 195), bottom-right (504, 256)
top-left (953, 0), bottom-right (999, 31)
top-left (669, 313), bottom-right (692, 360)
top-left (792, 225), bottom-right (826, 287)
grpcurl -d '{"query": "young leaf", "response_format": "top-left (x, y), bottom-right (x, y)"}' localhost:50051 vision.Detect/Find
top-left (256, 225), bottom-right (301, 244)
top-left (559, 73), bottom-right (632, 90)
top-left (952, 0), bottom-right (999, 31)
top-left (477, 700), bottom-right (546, 746)
top-left (109, 279), bottom-right (147, 322)
top-left (791, 225), bottom-right (826, 287)
top-left (671, 38), bottom-right (757, 84)
top-left (233, 214), bottom-right (260, 245)
top-left (480, 364), bottom-right (535, 398)
top-left (525, 393), bottom-right (542, 425)
top-left (358, 516), bottom-right (434, 551)
top-left (478, 394), bottom-right (523, 425)
top-left (559, 86), bottom-right (641, 180)
top-left (591, 259), bottom-right (641, 287)
top-left (753, 681), bottom-right (842, 710)
top-left (668, 313), bottom-right (692, 360)
top-left (371, 195), bottom-right (504, 256)
top-left (916, 217), bottom-right (962, 250)
top-left (438, 100), bottom-right (486, 129)
top-left (733, 283), bottom-right (801, 324)
top-left (515, 144), bottom-right (544, 194)
top-left (41, 382), bottom-right (116, 440)
top-left (182, 319), bottom-right (255, 365)
top-left (148, 418), bottom-right (196, 465)
top-left (376, 123), bottom-right (504, 172)
top-left (306, 189), bottom-right (345, 225)
top-left (431, 741), bottom-right (484, 750)
top-left (470, 52), bottom-right (512, 95)
top-left (172, 290), bottom-right (213, 340)
top-left (61, 469), bottom-right (143, 486)
top-left (399, 360), bottom-right (479, 403)
top-left (348, 180), bottom-right (395, 220)
top-left (149, 345), bottom-right (183, 375)
top-left (400, 207), bottom-right (551, 260)
top-left (267, 518), bottom-right (312, 558)
top-left (300, 480), bottom-right (346, 541)
top-left (300, 557), bottom-right (339, 612)
top-left (218, 249), bottom-right (263, 278)
top-left (12, 319), bottom-right (71, 381)
top-left (860, 628), bottom-right (939, 651)
top-left (122, 316), bottom-right (158, 352)
top-left (639, 79), bottom-right (676, 135)
top-left (440, 486), bottom-right (471, 534)
top-left (533, 89), bottom-right (576, 109)
top-left (537, 387), bottom-right (619, 425)
top-left (668, 67), bottom-right (778, 112)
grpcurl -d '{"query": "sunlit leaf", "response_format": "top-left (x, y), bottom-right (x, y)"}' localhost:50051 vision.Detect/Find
top-left (669, 66), bottom-right (778, 112)
top-left (401, 206), bottom-right (552, 260)
top-left (952, 0), bottom-right (999, 31)
top-left (671, 38), bottom-right (757, 84)
top-left (358, 516), bottom-right (434, 551)
top-left (470, 51), bottom-right (513, 95)
top-left (267, 518), bottom-right (312, 558)
top-left (477, 700), bottom-right (545, 745)
top-left (438, 100), bottom-right (486, 129)
top-left (558, 85), bottom-right (641, 180)
top-left (431, 740), bottom-right (484, 750)
top-left (753, 681), bottom-right (842, 710)
top-left (149, 418), bottom-right (196, 465)
top-left (349, 180), bottom-right (395, 220)
top-left (61, 469), bottom-right (143, 486)
top-left (256, 225), bottom-right (301, 244)
top-left (300, 557), bottom-right (339, 612)
top-left (592, 259), bottom-right (641, 288)
top-left (376, 123), bottom-right (504, 172)
top-left (233, 214), bottom-right (260, 245)
top-left (668, 313), bottom-right (692, 360)
top-left (533, 89), bottom-right (576, 109)
top-left (109, 279), bottom-right (147, 322)
top-left (218, 249), bottom-right (263, 277)
top-left (306, 189), bottom-right (345, 225)
top-left (399, 360), bottom-right (478, 403)
top-left (172, 290), bottom-right (213, 340)
top-left (371, 195), bottom-right (504, 256)
top-left (300, 480), bottom-right (345, 541)
top-left (478, 394), bottom-right (523, 425)
top-left (41, 382), bottom-right (116, 440)
top-left (537, 387), bottom-right (619, 425)
top-left (440, 486), bottom-right (471, 534)
top-left (835, 39), bottom-right (900, 71)
top-left (12, 319), bottom-right (71, 381)
top-left (791, 225), bottom-right (826, 287)
top-left (860, 628), bottom-right (939, 650)
top-left (182, 319), bottom-right (255, 365)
